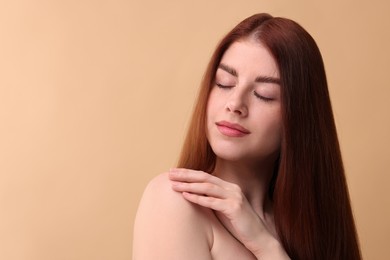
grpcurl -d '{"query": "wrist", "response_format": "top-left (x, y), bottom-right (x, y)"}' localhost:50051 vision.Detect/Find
top-left (252, 235), bottom-right (290, 260)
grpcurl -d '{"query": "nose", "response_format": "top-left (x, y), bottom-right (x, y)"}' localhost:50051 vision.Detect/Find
top-left (225, 88), bottom-right (248, 116)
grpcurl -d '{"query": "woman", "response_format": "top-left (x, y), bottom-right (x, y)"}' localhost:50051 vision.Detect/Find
top-left (133, 13), bottom-right (361, 259)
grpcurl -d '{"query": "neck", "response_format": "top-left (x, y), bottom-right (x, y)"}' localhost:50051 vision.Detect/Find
top-left (212, 157), bottom-right (276, 219)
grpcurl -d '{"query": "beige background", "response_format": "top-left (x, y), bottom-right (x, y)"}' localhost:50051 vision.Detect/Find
top-left (0, 0), bottom-right (389, 259)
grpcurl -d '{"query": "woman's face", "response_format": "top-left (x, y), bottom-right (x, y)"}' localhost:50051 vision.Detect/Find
top-left (206, 38), bottom-right (282, 165)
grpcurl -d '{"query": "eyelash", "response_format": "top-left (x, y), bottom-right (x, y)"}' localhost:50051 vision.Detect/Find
top-left (216, 83), bottom-right (233, 89)
top-left (216, 83), bottom-right (273, 102)
top-left (253, 91), bottom-right (273, 102)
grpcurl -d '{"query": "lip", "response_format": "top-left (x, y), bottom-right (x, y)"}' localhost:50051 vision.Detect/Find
top-left (215, 120), bottom-right (250, 137)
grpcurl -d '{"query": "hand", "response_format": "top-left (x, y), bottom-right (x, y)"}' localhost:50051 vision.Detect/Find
top-left (168, 168), bottom-right (289, 259)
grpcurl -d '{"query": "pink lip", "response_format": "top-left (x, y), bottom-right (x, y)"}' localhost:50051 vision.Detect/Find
top-left (216, 121), bottom-right (250, 137)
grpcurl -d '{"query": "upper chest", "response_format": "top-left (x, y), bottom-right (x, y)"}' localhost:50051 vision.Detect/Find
top-left (208, 211), bottom-right (257, 260)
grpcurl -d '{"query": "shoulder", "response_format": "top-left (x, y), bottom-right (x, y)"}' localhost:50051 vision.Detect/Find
top-left (141, 172), bottom-right (180, 203)
top-left (137, 172), bottom-right (204, 215)
top-left (135, 172), bottom-right (213, 228)
top-left (133, 172), bottom-right (213, 260)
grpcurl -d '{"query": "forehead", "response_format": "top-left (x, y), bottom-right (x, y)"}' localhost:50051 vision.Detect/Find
top-left (219, 39), bottom-right (279, 78)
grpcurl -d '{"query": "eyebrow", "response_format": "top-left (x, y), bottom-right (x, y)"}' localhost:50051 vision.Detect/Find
top-left (255, 76), bottom-right (281, 85)
top-left (218, 62), bottom-right (281, 85)
top-left (218, 63), bottom-right (238, 77)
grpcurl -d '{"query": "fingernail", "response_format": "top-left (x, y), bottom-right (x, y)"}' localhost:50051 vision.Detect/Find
top-left (170, 181), bottom-right (181, 188)
top-left (169, 170), bottom-right (178, 175)
top-left (168, 171), bottom-right (176, 180)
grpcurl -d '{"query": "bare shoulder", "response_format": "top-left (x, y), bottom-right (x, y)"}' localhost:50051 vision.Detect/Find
top-left (141, 172), bottom-right (184, 204)
top-left (137, 172), bottom-right (210, 217)
top-left (133, 172), bottom-right (213, 260)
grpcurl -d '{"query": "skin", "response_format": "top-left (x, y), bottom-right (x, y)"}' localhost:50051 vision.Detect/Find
top-left (133, 38), bottom-right (290, 259)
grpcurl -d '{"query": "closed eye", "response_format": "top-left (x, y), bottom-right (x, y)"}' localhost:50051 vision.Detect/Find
top-left (253, 91), bottom-right (273, 102)
top-left (216, 82), bottom-right (234, 89)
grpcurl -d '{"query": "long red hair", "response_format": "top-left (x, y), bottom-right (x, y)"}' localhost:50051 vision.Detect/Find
top-left (177, 13), bottom-right (361, 259)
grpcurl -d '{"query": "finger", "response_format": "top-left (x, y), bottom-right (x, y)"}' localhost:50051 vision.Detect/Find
top-left (169, 168), bottom-right (230, 188)
top-left (181, 192), bottom-right (226, 212)
top-left (171, 181), bottom-right (228, 199)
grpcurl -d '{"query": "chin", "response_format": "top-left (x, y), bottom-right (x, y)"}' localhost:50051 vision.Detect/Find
top-left (214, 153), bottom-right (244, 162)
top-left (211, 142), bottom-right (280, 165)
top-left (211, 144), bottom-right (250, 162)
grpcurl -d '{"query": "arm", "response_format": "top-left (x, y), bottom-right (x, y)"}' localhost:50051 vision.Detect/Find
top-left (132, 173), bottom-right (213, 260)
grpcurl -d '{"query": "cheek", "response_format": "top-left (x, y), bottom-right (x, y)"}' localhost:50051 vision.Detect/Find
top-left (206, 90), bottom-right (217, 136)
top-left (254, 110), bottom-right (282, 150)
top-left (206, 89), bottom-right (221, 120)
